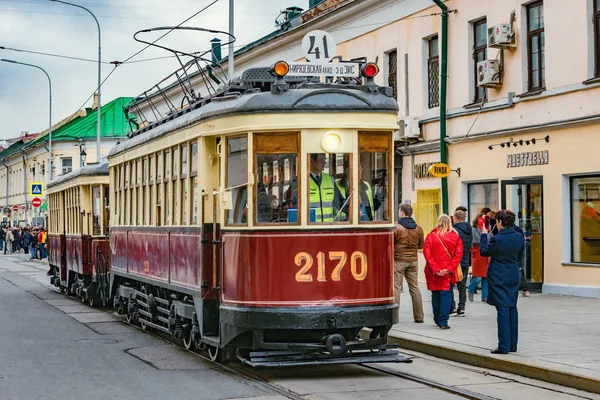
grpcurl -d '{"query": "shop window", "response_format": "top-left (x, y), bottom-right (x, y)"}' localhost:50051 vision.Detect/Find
top-left (415, 189), bottom-right (441, 234)
top-left (255, 133), bottom-right (298, 225)
top-left (472, 18), bottom-right (487, 103)
top-left (308, 153), bottom-right (350, 224)
top-left (226, 136), bottom-right (248, 225)
top-left (427, 35), bottom-right (440, 108)
top-left (527, 1), bottom-right (545, 91)
top-left (571, 176), bottom-right (600, 264)
top-left (467, 182), bottom-right (499, 223)
top-left (61, 157), bottom-right (72, 175)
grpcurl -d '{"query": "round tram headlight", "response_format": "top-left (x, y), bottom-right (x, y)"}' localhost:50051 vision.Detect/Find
top-left (271, 61), bottom-right (290, 77)
top-left (361, 62), bottom-right (379, 78)
top-left (321, 131), bottom-right (342, 153)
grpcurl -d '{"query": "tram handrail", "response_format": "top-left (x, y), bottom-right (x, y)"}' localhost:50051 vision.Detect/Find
top-left (334, 189), bottom-right (354, 222)
top-left (212, 180), bottom-right (251, 195)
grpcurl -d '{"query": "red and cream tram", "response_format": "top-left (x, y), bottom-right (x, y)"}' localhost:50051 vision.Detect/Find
top-left (47, 161), bottom-right (111, 306)
top-left (101, 61), bottom-right (407, 366)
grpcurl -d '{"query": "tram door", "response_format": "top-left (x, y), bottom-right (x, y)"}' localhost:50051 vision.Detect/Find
top-left (501, 179), bottom-right (544, 291)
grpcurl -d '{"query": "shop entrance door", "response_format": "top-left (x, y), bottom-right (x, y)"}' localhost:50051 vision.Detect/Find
top-left (501, 179), bottom-right (544, 291)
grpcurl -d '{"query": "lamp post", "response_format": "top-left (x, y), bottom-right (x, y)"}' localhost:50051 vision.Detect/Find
top-left (78, 139), bottom-right (87, 167)
top-left (50, 0), bottom-right (101, 163)
top-left (0, 59), bottom-right (52, 182)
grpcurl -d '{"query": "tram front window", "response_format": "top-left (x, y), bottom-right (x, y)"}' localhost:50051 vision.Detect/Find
top-left (359, 151), bottom-right (390, 223)
top-left (256, 153), bottom-right (298, 224)
top-left (308, 153), bottom-right (351, 223)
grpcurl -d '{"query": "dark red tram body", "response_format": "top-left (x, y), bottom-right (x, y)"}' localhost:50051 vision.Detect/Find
top-left (101, 64), bottom-right (408, 366)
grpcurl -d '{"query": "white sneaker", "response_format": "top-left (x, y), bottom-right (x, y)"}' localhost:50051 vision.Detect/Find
top-left (522, 291), bottom-right (530, 297)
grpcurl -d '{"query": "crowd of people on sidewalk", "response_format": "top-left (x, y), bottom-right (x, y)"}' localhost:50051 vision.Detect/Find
top-left (0, 225), bottom-right (47, 260)
top-left (393, 203), bottom-right (530, 355)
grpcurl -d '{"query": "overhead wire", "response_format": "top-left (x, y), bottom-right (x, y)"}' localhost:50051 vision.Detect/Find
top-left (68, 0), bottom-right (221, 116)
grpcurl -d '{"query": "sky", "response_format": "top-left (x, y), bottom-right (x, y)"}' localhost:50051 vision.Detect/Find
top-left (0, 0), bottom-right (304, 139)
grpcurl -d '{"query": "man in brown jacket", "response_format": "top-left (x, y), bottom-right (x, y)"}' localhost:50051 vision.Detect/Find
top-left (394, 203), bottom-right (425, 323)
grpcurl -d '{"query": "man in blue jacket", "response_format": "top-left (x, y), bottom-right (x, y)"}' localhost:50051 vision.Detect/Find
top-left (451, 208), bottom-right (472, 317)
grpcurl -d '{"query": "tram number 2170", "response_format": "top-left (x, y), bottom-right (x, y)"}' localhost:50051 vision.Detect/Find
top-left (295, 251), bottom-right (368, 283)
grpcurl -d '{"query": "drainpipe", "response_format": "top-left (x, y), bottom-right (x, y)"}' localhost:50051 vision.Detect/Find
top-left (22, 151), bottom-right (28, 225)
top-left (2, 161), bottom-right (8, 209)
top-left (432, 0), bottom-right (449, 215)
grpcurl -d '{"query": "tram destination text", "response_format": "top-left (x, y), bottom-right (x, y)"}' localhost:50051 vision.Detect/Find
top-left (287, 61), bottom-right (360, 78)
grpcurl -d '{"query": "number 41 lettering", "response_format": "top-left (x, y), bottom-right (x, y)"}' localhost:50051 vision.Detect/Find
top-left (295, 251), bottom-right (367, 282)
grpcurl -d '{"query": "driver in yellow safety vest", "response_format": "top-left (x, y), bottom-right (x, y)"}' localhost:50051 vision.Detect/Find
top-left (309, 154), bottom-right (345, 222)
top-left (334, 162), bottom-right (377, 222)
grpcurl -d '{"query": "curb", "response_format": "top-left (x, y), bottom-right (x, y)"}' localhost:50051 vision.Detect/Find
top-left (387, 334), bottom-right (600, 395)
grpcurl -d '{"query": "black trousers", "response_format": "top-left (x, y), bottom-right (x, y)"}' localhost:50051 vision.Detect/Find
top-left (451, 265), bottom-right (469, 311)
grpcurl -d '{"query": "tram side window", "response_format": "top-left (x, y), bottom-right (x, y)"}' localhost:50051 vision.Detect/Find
top-left (254, 133), bottom-right (299, 225)
top-left (308, 153), bottom-right (351, 224)
top-left (93, 186), bottom-right (101, 235)
top-left (104, 186), bottom-right (110, 235)
top-left (226, 136), bottom-right (248, 225)
top-left (358, 132), bottom-right (392, 223)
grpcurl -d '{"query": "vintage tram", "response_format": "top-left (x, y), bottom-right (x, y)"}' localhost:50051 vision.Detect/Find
top-left (47, 161), bottom-right (111, 306)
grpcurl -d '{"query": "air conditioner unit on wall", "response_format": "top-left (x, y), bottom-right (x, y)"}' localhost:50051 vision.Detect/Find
top-left (477, 60), bottom-right (502, 88)
top-left (397, 116), bottom-right (420, 139)
top-left (488, 23), bottom-right (516, 49)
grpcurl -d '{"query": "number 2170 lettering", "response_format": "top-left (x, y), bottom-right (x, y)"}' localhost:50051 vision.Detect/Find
top-left (295, 251), bottom-right (367, 282)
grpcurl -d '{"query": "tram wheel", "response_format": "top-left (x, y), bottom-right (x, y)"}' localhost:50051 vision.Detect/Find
top-left (208, 346), bottom-right (219, 362)
top-left (182, 330), bottom-right (194, 351)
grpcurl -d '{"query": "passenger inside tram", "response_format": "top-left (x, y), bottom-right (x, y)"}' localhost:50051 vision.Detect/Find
top-left (309, 153), bottom-right (348, 223)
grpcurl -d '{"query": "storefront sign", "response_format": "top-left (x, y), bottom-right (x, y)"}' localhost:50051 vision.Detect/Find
top-left (507, 150), bottom-right (549, 168)
top-left (428, 163), bottom-right (451, 178)
top-left (413, 162), bottom-right (440, 179)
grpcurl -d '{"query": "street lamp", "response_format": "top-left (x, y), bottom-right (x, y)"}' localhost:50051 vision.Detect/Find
top-left (0, 59), bottom-right (52, 182)
top-left (49, 0), bottom-right (101, 163)
top-left (79, 139), bottom-right (87, 167)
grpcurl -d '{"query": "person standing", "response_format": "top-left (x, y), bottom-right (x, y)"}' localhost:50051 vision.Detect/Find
top-left (309, 153), bottom-right (344, 222)
top-left (393, 203), bottom-right (425, 323)
top-left (29, 229), bottom-right (39, 260)
top-left (480, 209), bottom-right (524, 354)
top-left (5, 228), bottom-right (14, 255)
top-left (451, 209), bottom-right (473, 317)
top-left (423, 214), bottom-right (463, 329)
top-left (468, 215), bottom-right (489, 302)
top-left (22, 228), bottom-right (32, 255)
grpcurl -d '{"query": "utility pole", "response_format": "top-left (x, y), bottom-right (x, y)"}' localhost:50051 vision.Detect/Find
top-left (432, 0), bottom-right (449, 215)
top-left (228, 0), bottom-right (234, 80)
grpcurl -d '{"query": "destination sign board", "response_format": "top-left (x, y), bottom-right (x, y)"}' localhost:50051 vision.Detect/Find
top-left (287, 61), bottom-right (360, 78)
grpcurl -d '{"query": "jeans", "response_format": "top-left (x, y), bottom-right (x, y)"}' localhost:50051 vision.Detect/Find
top-left (40, 244), bottom-right (47, 259)
top-left (394, 260), bottom-right (424, 322)
top-left (0, 239), bottom-right (3, 251)
top-left (468, 277), bottom-right (489, 300)
top-left (29, 245), bottom-right (37, 259)
top-left (431, 286), bottom-right (453, 327)
top-left (451, 265), bottom-right (469, 311)
top-left (496, 306), bottom-right (519, 352)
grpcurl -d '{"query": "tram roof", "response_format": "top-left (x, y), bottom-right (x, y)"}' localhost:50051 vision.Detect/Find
top-left (47, 159), bottom-right (109, 189)
top-left (110, 82), bottom-right (398, 158)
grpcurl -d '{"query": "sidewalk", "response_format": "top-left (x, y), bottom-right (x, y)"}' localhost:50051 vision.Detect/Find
top-left (389, 283), bottom-right (600, 394)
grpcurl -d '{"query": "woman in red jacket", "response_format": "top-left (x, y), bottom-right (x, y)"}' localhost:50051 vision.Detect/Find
top-left (424, 214), bottom-right (463, 329)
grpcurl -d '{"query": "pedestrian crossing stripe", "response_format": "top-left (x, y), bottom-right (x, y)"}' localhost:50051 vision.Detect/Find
top-left (30, 182), bottom-right (44, 196)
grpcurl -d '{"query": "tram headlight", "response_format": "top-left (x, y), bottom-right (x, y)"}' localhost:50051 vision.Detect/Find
top-left (361, 62), bottom-right (379, 78)
top-left (321, 131), bottom-right (342, 153)
top-left (271, 61), bottom-right (290, 77)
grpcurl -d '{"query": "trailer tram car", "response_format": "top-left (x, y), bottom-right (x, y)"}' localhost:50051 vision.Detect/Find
top-left (107, 60), bottom-right (409, 366)
top-left (47, 161), bottom-right (111, 306)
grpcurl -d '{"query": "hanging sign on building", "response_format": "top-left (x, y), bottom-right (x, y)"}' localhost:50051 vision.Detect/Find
top-left (428, 163), bottom-right (452, 178)
top-left (413, 162), bottom-right (440, 179)
top-left (507, 150), bottom-right (549, 168)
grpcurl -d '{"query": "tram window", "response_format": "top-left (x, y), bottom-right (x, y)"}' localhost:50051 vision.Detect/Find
top-left (137, 159), bottom-right (142, 186)
top-left (165, 151), bottom-right (171, 181)
top-left (143, 157), bottom-right (148, 185)
top-left (156, 183), bottom-right (162, 226)
top-left (173, 147), bottom-right (179, 180)
top-left (104, 186), bottom-right (110, 235)
top-left (92, 186), bottom-right (101, 236)
top-left (253, 132), bottom-right (299, 225)
top-left (226, 136), bottom-right (248, 225)
top-left (125, 163), bottom-right (130, 187)
top-left (157, 151), bottom-right (163, 181)
top-left (358, 132), bottom-right (392, 223)
top-left (308, 153), bottom-right (351, 224)
top-left (182, 178), bottom-right (189, 225)
top-left (149, 155), bottom-right (155, 184)
top-left (191, 142), bottom-right (198, 176)
top-left (191, 177), bottom-right (198, 225)
top-left (165, 183), bottom-right (171, 225)
top-left (181, 145), bottom-right (188, 177)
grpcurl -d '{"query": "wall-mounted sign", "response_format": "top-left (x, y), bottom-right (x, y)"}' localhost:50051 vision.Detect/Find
top-left (30, 182), bottom-right (43, 196)
top-left (413, 162), bottom-right (440, 179)
top-left (507, 150), bottom-right (549, 168)
top-left (428, 163), bottom-right (451, 178)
